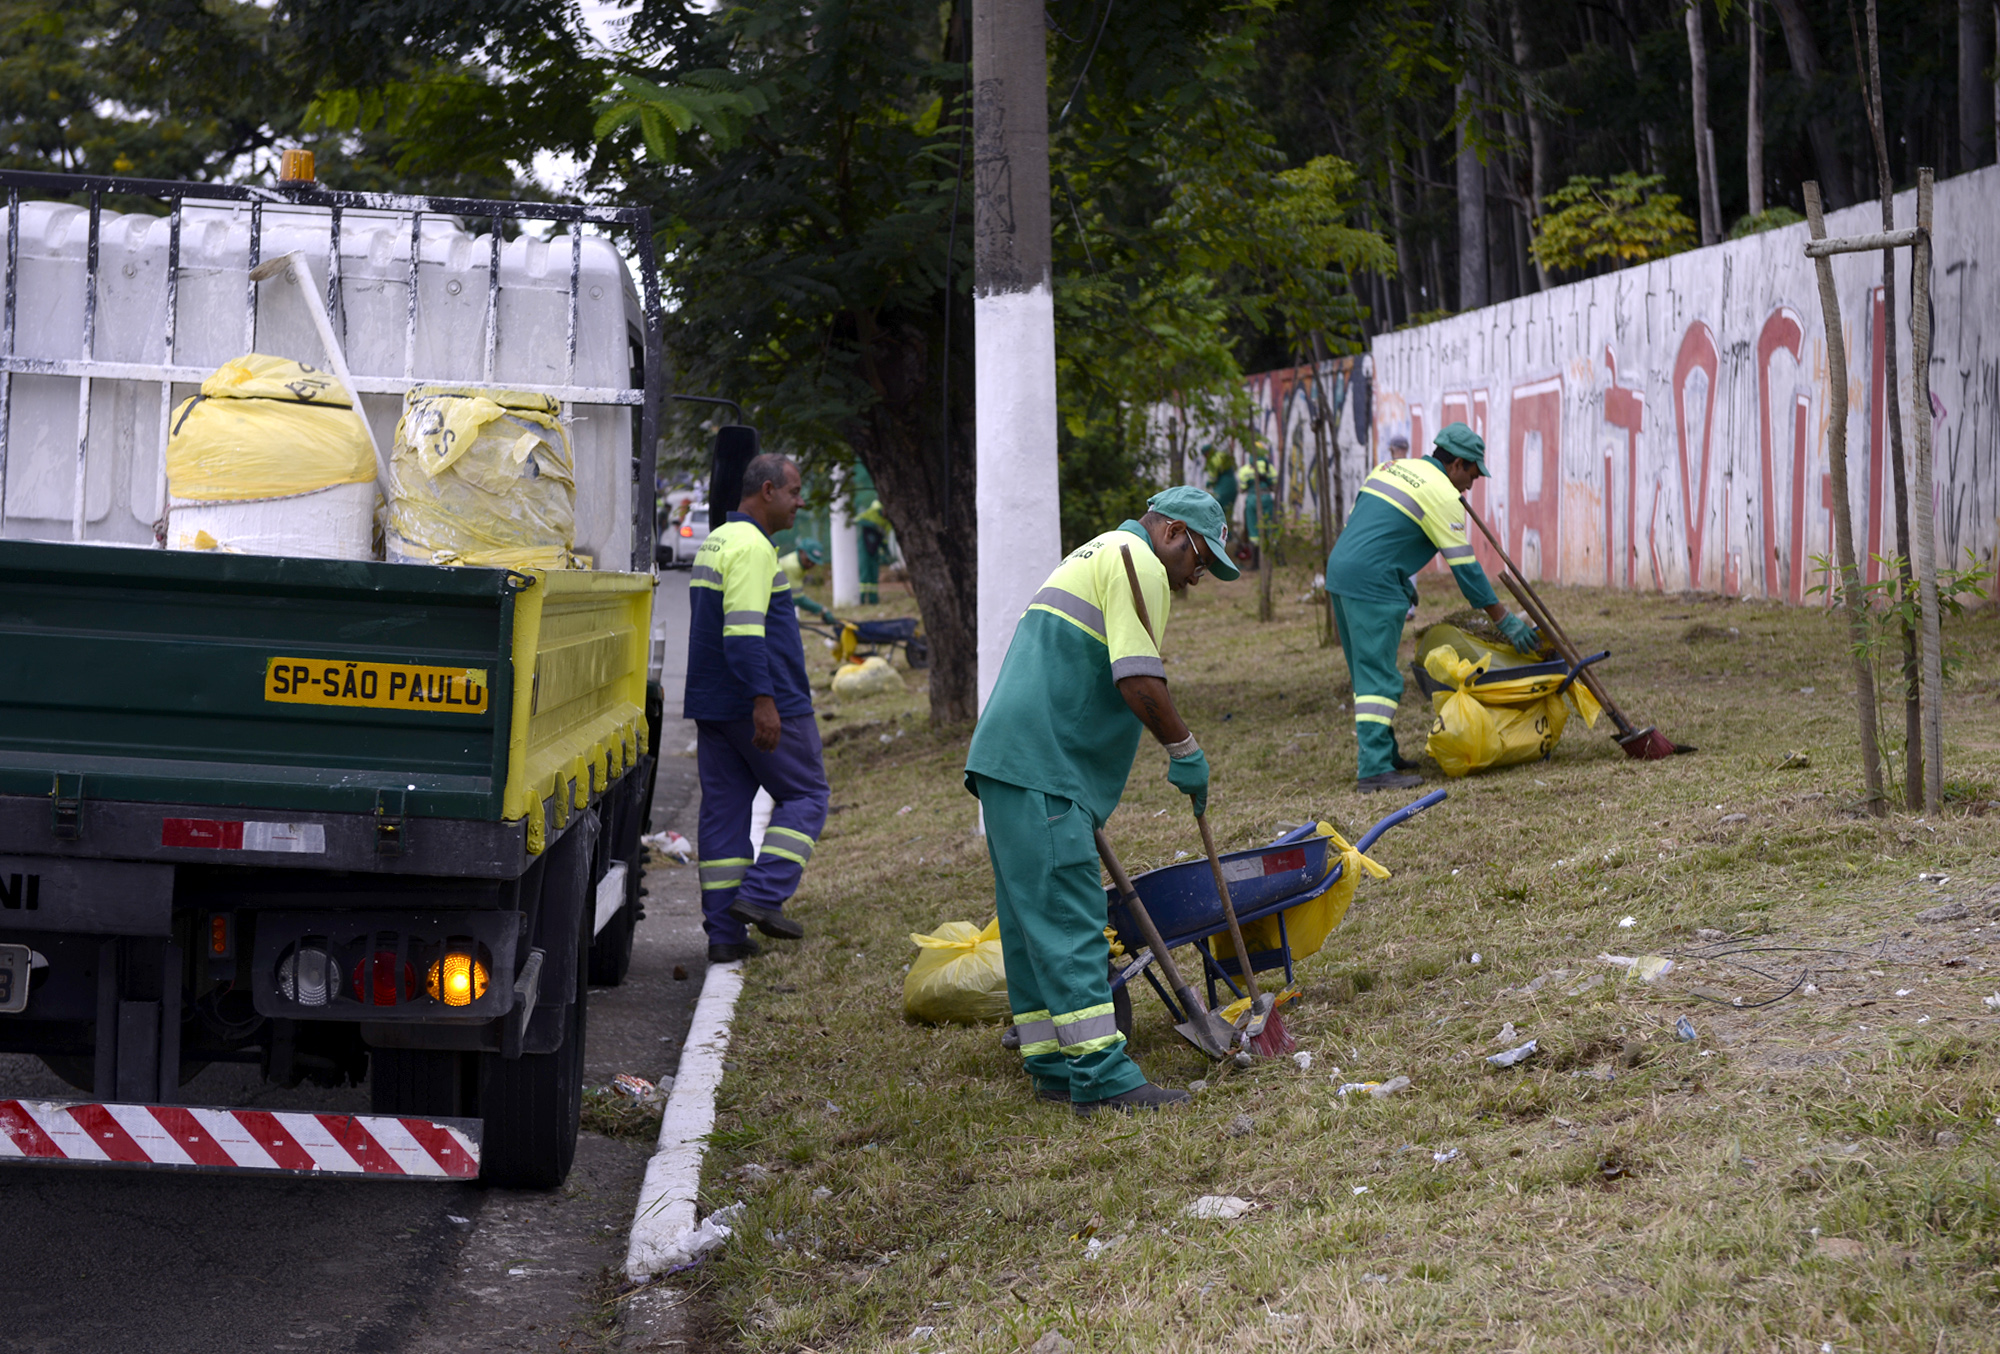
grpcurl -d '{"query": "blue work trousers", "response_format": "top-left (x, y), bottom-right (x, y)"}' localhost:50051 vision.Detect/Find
top-left (695, 714), bottom-right (830, 945)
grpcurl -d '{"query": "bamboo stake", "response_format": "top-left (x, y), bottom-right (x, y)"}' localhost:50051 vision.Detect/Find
top-left (1911, 167), bottom-right (1942, 815)
top-left (1803, 181), bottom-right (1887, 815)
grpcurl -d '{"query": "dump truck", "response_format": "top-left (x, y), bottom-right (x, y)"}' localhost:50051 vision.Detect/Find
top-left (0, 168), bottom-right (671, 1188)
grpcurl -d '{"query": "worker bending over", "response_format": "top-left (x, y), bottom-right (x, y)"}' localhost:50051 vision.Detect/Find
top-left (964, 487), bottom-right (1239, 1115)
top-left (1324, 422), bottom-right (1539, 794)
top-left (856, 500), bottom-right (890, 604)
top-left (685, 454), bottom-right (829, 962)
top-left (780, 539), bottom-right (833, 621)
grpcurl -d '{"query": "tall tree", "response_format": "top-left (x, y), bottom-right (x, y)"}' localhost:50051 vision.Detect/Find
top-left (1746, 0), bottom-right (1766, 214)
top-left (1684, 1), bottom-right (1722, 243)
top-left (1768, 0), bottom-right (1853, 206)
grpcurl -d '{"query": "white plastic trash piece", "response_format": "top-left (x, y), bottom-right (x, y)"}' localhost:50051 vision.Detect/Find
top-left (1470, 952), bottom-right (1482, 965)
top-left (644, 1201), bottom-right (744, 1271)
top-left (1618, 916), bottom-right (1637, 929)
top-left (1293, 1051), bottom-right (1313, 1072)
top-left (1184, 1195), bottom-right (1256, 1220)
top-left (1496, 1022), bottom-right (1517, 1044)
top-left (642, 830), bottom-right (693, 862)
top-left (1601, 953), bottom-right (1674, 982)
top-left (1336, 1076), bottom-right (1410, 1098)
top-left (1487, 1039), bottom-right (1538, 1068)
top-left (1984, 993), bottom-right (2000, 1011)
top-left (1352, 1185), bottom-right (1371, 1195)
top-left (1433, 1147), bottom-right (1460, 1163)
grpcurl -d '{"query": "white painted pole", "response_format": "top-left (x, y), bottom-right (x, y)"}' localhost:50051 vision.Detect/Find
top-left (829, 468), bottom-right (860, 608)
top-left (973, 0), bottom-right (1061, 713)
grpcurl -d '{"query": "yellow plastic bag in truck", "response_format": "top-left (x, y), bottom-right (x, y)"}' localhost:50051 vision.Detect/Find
top-left (387, 385), bottom-right (577, 568)
top-left (165, 355), bottom-right (375, 501)
top-left (904, 918), bottom-right (1009, 1024)
top-left (1208, 824), bottom-right (1389, 967)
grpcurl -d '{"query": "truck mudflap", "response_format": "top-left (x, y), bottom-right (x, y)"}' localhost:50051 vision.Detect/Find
top-left (0, 1099), bottom-right (480, 1179)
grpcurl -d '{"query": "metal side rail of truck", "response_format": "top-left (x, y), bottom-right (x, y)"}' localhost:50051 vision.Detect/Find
top-left (0, 168), bottom-right (684, 1189)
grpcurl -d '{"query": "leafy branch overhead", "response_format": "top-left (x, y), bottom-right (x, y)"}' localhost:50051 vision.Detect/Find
top-left (593, 73), bottom-right (771, 165)
top-left (1530, 173), bottom-right (1698, 276)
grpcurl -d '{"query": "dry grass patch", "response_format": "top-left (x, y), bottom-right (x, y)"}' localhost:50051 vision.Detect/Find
top-left (678, 566), bottom-right (2000, 1351)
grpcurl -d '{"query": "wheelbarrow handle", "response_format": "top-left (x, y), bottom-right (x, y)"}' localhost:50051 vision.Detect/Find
top-left (1354, 789), bottom-right (1447, 854)
top-left (1552, 650), bottom-right (1612, 700)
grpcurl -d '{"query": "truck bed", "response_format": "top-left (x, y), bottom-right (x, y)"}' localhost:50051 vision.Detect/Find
top-left (0, 538), bottom-right (651, 875)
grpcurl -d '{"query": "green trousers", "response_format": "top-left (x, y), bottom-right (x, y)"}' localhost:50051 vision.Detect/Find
top-left (857, 547), bottom-right (880, 604)
top-left (1243, 490), bottom-right (1276, 543)
top-left (972, 774), bottom-right (1148, 1104)
top-left (1332, 594), bottom-right (1409, 781)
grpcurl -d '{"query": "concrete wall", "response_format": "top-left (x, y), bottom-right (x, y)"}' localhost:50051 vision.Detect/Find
top-left (1366, 164), bottom-right (1999, 600)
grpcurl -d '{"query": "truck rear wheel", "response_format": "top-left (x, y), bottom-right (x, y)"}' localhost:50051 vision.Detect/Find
top-left (478, 862), bottom-right (591, 1189)
top-left (370, 1048), bottom-right (476, 1119)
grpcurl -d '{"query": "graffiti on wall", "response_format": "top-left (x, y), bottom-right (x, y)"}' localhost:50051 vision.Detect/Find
top-left (1363, 163), bottom-right (1997, 603)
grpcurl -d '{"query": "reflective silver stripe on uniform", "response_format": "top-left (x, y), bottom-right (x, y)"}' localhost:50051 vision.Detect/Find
top-left (1109, 655), bottom-right (1165, 681)
top-left (759, 825), bottom-right (815, 866)
top-left (690, 565), bottom-right (723, 585)
top-left (1028, 585), bottom-right (1106, 635)
top-left (697, 859), bottom-right (750, 890)
top-left (723, 610), bottom-right (766, 627)
top-left (1052, 1009), bottom-right (1121, 1050)
top-left (1439, 543), bottom-right (1477, 564)
top-left (1362, 477), bottom-right (1425, 520)
top-left (772, 571), bottom-right (789, 589)
top-left (1012, 1016), bottom-right (1058, 1052)
top-left (1354, 696), bottom-right (1399, 716)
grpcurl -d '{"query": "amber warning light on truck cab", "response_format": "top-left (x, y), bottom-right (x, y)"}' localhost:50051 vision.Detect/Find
top-left (264, 657), bottom-right (489, 713)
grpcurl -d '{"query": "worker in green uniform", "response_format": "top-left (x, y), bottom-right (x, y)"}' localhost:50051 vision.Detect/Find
top-left (856, 501), bottom-right (890, 605)
top-left (1240, 442), bottom-right (1277, 564)
top-left (965, 486), bottom-right (1240, 1115)
top-left (780, 539), bottom-right (832, 620)
top-left (1324, 422), bottom-right (1540, 793)
top-left (1204, 445), bottom-right (1237, 530)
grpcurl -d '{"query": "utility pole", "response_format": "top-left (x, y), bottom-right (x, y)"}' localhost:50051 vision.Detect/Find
top-left (972, 0), bottom-right (1060, 712)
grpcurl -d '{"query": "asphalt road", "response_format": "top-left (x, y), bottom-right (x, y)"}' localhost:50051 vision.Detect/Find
top-left (0, 573), bottom-right (719, 1353)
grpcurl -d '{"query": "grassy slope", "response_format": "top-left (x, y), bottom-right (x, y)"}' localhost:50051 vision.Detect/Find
top-left (684, 566), bottom-right (2000, 1352)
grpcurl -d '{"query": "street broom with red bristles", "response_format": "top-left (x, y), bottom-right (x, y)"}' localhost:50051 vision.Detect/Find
top-left (1197, 812), bottom-right (1296, 1058)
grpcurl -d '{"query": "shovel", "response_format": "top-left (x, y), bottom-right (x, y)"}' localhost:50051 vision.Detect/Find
top-left (1463, 503), bottom-right (1692, 760)
top-left (1096, 829), bottom-right (1237, 1060)
top-left (1196, 812), bottom-right (1296, 1058)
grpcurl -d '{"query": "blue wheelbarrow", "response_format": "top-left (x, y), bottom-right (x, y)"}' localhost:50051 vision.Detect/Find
top-left (1102, 791), bottom-right (1445, 1038)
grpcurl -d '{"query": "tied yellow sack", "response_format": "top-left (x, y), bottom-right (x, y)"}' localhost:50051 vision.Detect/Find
top-left (1422, 645), bottom-right (1601, 776)
top-left (904, 918), bottom-right (1009, 1024)
top-left (166, 355), bottom-right (376, 502)
top-left (831, 655), bottom-right (904, 698)
top-left (388, 385), bottom-right (577, 569)
top-left (1208, 824), bottom-right (1389, 967)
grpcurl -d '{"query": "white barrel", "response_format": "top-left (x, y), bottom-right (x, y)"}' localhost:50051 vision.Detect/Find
top-left (167, 481), bottom-right (375, 560)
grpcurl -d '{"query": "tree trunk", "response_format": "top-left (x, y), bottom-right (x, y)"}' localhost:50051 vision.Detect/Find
top-left (1509, 0), bottom-right (1551, 290)
top-left (1686, 2), bottom-right (1722, 245)
top-left (1803, 180), bottom-right (1886, 814)
top-left (1770, 0), bottom-right (1854, 207)
top-left (845, 313), bottom-right (979, 726)
top-left (1386, 151), bottom-right (1421, 320)
top-left (1857, 0), bottom-right (1923, 804)
top-left (1963, 0), bottom-right (1993, 169)
top-left (1456, 74), bottom-right (1489, 311)
top-left (1747, 0), bottom-right (1766, 215)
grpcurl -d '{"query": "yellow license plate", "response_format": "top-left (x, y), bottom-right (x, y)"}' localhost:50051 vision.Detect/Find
top-left (265, 658), bottom-right (491, 713)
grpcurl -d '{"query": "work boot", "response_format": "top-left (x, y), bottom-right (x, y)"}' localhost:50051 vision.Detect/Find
top-left (707, 939), bottom-right (761, 963)
top-left (1074, 1082), bottom-right (1193, 1117)
top-left (1035, 1084), bottom-right (1071, 1104)
top-left (727, 898), bottom-right (806, 940)
top-left (1356, 771), bottom-right (1423, 795)
top-left (1389, 746), bottom-right (1419, 772)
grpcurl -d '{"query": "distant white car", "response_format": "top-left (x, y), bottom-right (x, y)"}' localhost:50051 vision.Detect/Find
top-left (658, 503), bottom-right (710, 569)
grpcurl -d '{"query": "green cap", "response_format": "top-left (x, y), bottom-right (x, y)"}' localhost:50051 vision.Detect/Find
top-left (1146, 485), bottom-right (1242, 581)
top-left (1433, 421), bottom-right (1489, 476)
top-left (795, 537), bottom-right (826, 566)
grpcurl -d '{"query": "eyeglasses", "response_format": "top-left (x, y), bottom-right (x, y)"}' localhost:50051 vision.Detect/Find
top-left (1181, 528), bottom-right (1207, 580)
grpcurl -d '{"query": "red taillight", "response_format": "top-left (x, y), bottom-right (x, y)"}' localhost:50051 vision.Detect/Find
top-left (351, 951), bottom-right (416, 1006)
top-left (679, 523), bottom-right (694, 537)
top-left (209, 915), bottom-right (231, 956)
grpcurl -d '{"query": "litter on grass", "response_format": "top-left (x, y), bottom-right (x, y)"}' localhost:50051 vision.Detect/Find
top-left (1293, 1051), bottom-right (1313, 1072)
top-left (1487, 1039), bottom-right (1538, 1068)
top-left (652, 1201), bottom-right (745, 1272)
top-left (1184, 1196), bottom-right (1256, 1220)
top-left (611, 1072), bottom-right (665, 1106)
top-left (642, 830), bottom-right (693, 862)
top-left (1336, 1076), bottom-right (1411, 1098)
top-left (1676, 1016), bottom-right (1699, 1041)
top-left (1600, 953), bottom-right (1676, 982)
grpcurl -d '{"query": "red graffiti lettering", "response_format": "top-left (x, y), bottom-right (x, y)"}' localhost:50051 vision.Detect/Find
top-left (1672, 322), bottom-right (1720, 589)
top-left (1756, 307), bottom-right (1810, 603)
top-left (1603, 348), bottom-right (1645, 590)
top-left (1507, 377), bottom-right (1562, 579)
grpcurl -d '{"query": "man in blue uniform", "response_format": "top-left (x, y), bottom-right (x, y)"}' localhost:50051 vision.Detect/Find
top-left (965, 487), bottom-right (1239, 1115)
top-left (1324, 423), bottom-right (1539, 794)
top-left (685, 454), bottom-right (829, 962)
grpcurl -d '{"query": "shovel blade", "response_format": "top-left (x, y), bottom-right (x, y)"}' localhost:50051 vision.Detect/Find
top-left (1173, 1009), bottom-right (1239, 1061)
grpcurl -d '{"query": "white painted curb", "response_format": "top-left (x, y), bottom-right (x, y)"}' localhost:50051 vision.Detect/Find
top-left (623, 958), bottom-right (746, 1280)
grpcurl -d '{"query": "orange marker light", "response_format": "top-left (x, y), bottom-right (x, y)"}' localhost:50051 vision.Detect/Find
top-left (209, 915), bottom-right (230, 955)
top-left (426, 952), bottom-right (490, 1007)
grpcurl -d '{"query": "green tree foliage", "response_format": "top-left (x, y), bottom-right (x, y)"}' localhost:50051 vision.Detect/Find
top-left (1528, 171), bottom-right (1697, 274)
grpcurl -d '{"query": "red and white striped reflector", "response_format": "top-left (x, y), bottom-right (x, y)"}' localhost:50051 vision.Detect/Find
top-left (0, 1099), bottom-right (480, 1179)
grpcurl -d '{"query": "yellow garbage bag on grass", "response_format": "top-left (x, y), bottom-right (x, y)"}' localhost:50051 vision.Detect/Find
top-left (166, 355), bottom-right (376, 501)
top-left (387, 385), bottom-right (577, 569)
top-left (904, 918), bottom-right (1009, 1024)
top-left (1422, 644), bottom-right (1601, 776)
top-left (1208, 824), bottom-right (1390, 968)
top-left (831, 655), bottom-right (905, 699)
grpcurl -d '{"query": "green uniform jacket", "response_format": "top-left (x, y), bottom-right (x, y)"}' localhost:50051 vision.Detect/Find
top-left (1325, 455), bottom-right (1499, 609)
top-left (965, 522), bottom-right (1172, 824)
